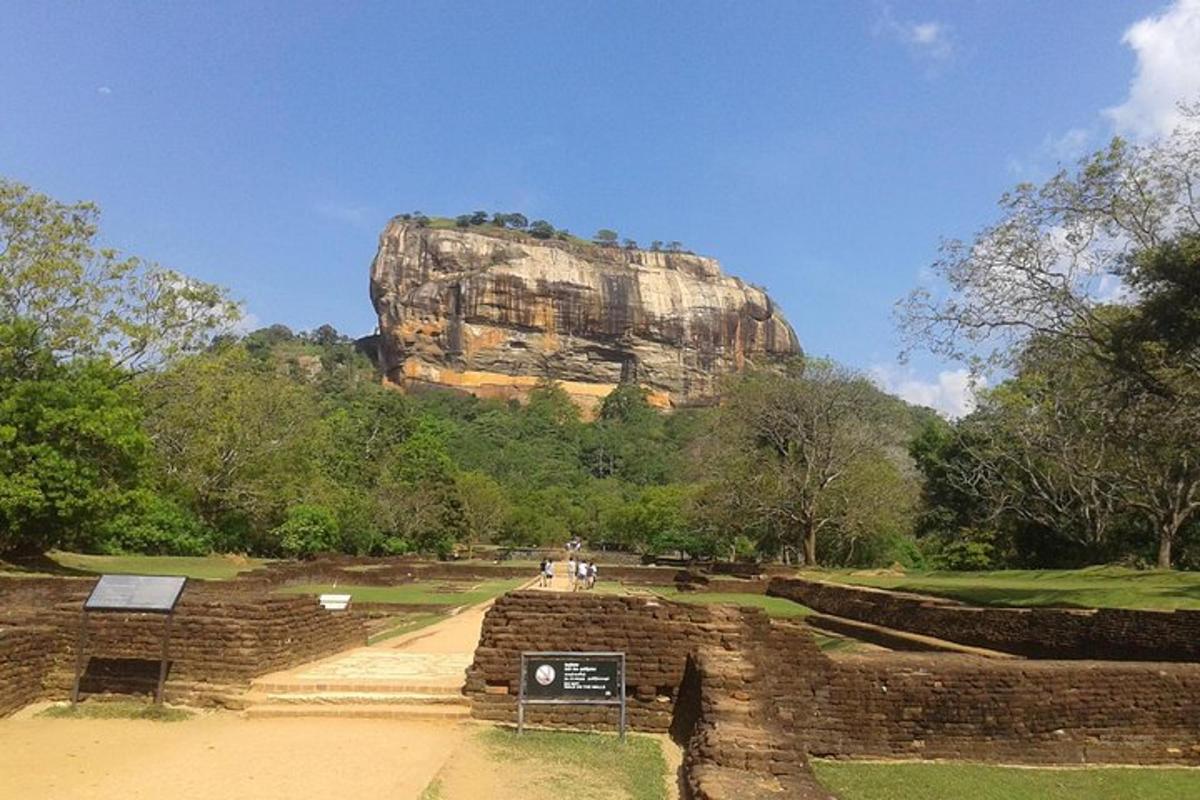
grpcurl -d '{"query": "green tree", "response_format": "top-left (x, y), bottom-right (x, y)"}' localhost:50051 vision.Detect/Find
top-left (273, 504), bottom-right (341, 558)
top-left (702, 360), bottom-right (899, 566)
top-left (139, 345), bottom-right (322, 546)
top-left (0, 320), bottom-right (149, 554)
top-left (593, 229), bottom-right (619, 246)
top-left (0, 178), bottom-right (240, 368)
top-left (528, 220), bottom-right (555, 239)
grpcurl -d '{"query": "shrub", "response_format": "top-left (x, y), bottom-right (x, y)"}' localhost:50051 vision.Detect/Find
top-left (273, 504), bottom-right (341, 559)
top-left (95, 491), bottom-right (211, 556)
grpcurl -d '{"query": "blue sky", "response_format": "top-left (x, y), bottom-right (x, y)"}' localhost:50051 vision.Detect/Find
top-left (3, 1), bottom-right (1198, 415)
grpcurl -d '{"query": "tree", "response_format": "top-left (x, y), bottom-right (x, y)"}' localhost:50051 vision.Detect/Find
top-left (455, 214), bottom-right (472, 228)
top-left (898, 115), bottom-right (1200, 567)
top-left (623, 238), bottom-right (639, 250)
top-left (528, 220), bottom-right (555, 239)
top-left (455, 471), bottom-right (511, 553)
top-left (0, 320), bottom-right (149, 554)
top-left (702, 360), bottom-right (897, 565)
top-left (650, 241), bottom-right (663, 252)
top-left (0, 178), bottom-right (240, 369)
top-left (593, 229), bottom-right (619, 246)
top-left (469, 210), bottom-right (489, 226)
top-left (139, 345), bottom-right (322, 544)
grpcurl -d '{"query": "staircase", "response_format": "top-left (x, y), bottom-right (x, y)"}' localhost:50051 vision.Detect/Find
top-left (242, 649), bottom-right (473, 721)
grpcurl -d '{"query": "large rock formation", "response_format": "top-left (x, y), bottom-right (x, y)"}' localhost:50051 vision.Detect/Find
top-left (369, 219), bottom-right (800, 412)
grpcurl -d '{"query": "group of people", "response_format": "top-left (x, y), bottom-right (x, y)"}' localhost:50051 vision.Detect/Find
top-left (536, 536), bottom-right (598, 591)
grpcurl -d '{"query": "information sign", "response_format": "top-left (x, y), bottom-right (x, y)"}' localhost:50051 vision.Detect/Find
top-left (73, 574), bottom-right (188, 706)
top-left (518, 651), bottom-right (626, 738)
top-left (85, 575), bottom-right (188, 613)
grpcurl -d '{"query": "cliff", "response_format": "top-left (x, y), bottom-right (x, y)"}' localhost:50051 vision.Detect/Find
top-left (368, 220), bottom-right (800, 412)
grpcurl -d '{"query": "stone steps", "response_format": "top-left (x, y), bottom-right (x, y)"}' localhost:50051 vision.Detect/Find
top-left (244, 702), bottom-right (470, 720)
top-left (255, 690), bottom-right (465, 706)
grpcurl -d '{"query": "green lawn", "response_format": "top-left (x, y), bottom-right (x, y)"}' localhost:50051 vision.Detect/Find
top-left (655, 587), bottom-right (814, 618)
top-left (807, 566), bottom-right (1200, 610)
top-left (276, 578), bottom-right (525, 606)
top-left (477, 729), bottom-right (668, 800)
top-left (812, 760), bottom-right (1200, 800)
top-left (29, 552), bottom-right (269, 580)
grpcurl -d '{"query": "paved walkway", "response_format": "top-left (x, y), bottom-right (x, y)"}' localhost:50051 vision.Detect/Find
top-left (251, 577), bottom-right (537, 697)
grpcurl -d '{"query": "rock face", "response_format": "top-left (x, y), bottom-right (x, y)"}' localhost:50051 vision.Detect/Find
top-left (369, 220), bottom-right (800, 412)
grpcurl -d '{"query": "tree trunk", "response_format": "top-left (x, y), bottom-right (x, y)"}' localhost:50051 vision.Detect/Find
top-left (802, 519), bottom-right (817, 567)
top-left (1157, 522), bottom-right (1176, 570)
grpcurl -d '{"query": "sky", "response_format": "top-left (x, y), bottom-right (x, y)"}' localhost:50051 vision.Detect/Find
top-left (3, 0), bottom-right (1200, 416)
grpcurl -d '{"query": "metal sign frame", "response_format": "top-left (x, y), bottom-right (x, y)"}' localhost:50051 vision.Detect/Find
top-left (518, 651), bottom-right (626, 739)
top-left (72, 575), bottom-right (188, 706)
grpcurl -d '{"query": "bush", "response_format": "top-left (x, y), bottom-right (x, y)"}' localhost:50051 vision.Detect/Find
top-left (95, 491), bottom-right (211, 556)
top-left (273, 504), bottom-right (341, 559)
top-left (929, 528), bottom-right (998, 571)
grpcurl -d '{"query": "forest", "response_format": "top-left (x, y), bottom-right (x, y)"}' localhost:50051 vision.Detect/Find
top-left (1, 116), bottom-right (1198, 569)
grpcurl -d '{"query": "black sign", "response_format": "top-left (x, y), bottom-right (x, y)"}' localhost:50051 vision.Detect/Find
top-left (518, 651), bottom-right (627, 737)
top-left (84, 575), bottom-right (188, 613)
top-left (523, 655), bottom-right (621, 700)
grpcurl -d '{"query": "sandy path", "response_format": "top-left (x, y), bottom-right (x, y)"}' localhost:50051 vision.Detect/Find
top-left (0, 713), bottom-right (465, 800)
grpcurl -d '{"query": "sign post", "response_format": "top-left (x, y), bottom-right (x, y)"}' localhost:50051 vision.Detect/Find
top-left (518, 651), bottom-right (626, 739)
top-left (72, 575), bottom-right (188, 706)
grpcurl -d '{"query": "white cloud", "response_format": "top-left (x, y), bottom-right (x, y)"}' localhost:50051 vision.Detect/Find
top-left (871, 363), bottom-right (982, 419)
top-left (874, 6), bottom-right (953, 61)
top-left (97, 86), bottom-right (112, 95)
top-left (1106, 0), bottom-right (1200, 139)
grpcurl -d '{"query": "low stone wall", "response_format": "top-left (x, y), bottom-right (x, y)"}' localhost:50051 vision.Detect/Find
top-left (768, 577), bottom-right (1200, 661)
top-left (0, 624), bottom-right (58, 716)
top-left (803, 652), bottom-right (1200, 764)
top-left (0, 580), bottom-right (367, 712)
top-left (464, 591), bottom-right (751, 732)
top-left (469, 589), bottom-right (1200, 768)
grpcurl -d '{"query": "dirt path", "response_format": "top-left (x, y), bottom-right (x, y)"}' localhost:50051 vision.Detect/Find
top-left (0, 713), bottom-right (466, 799)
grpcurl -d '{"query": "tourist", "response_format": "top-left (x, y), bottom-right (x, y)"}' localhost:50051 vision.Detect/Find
top-left (567, 555), bottom-right (576, 588)
top-left (538, 559), bottom-right (548, 587)
top-left (576, 559), bottom-right (589, 591)
top-left (588, 561), bottom-right (597, 590)
top-left (545, 559), bottom-right (554, 587)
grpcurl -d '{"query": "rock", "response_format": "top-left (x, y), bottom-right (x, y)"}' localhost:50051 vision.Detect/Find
top-left (369, 220), bottom-right (801, 413)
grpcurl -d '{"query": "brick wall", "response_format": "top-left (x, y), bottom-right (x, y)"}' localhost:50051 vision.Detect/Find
top-left (464, 591), bottom-right (752, 732)
top-left (0, 580), bottom-right (367, 712)
top-left (768, 577), bottom-right (1200, 661)
top-left (0, 625), bottom-right (58, 716)
top-left (468, 589), bottom-right (1200, 767)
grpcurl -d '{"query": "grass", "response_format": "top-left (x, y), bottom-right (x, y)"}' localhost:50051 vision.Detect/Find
top-left (812, 760), bottom-right (1200, 800)
top-left (418, 777), bottom-right (444, 800)
top-left (33, 552), bottom-right (269, 580)
top-left (276, 578), bottom-right (525, 607)
top-left (808, 566), bottom-right (1200, 610)
top-left (656, 588), bottom-right (814, 618)
top-left (38, 701), bottom-right (194, 722)
top-left (478, 728), bottom-right (668, 800)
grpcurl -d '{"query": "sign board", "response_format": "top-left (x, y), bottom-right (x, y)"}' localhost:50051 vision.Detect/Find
top-left (74, 574), bottom-right (188, 706)
top-left (518, 651), bottom-right (626, 738)
top-left (85, 574), bottom-right (188, 613)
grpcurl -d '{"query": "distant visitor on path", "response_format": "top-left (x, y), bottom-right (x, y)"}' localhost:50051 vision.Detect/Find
top-left (587, 562), bottom-right (597, 590)
top-left (575, 560), bottom-right (589, 591)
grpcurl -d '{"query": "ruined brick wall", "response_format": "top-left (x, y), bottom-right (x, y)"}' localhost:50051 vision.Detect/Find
top-left (754, 622), bottom-right (1200, 766)
top-left (464, 591), bottom-right (752, 732)
top-left (768, 577), bottom-right (1200, 661)
top-left (0, 625), bottom-right (58, 716)
top-left (682, 628), bottom-right (838, 799)
top-left (0, 580), bottom-right (366, 711)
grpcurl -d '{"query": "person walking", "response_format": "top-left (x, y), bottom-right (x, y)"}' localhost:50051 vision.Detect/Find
top-left (545, 558), bottom-right (555, 588)
top-left (587, 561), bottom-right (597, 590)
top-left (538, 558), bottom-right (548, 587)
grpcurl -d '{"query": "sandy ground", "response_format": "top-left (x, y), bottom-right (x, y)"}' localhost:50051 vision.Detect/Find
top-left (0, 713), bottom-right (467, 800)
